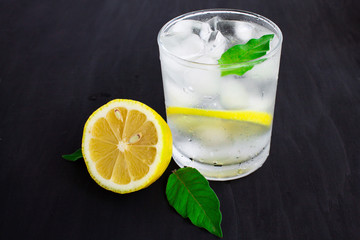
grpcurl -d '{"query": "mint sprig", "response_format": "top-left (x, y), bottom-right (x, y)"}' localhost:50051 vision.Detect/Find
top-left (62, 148), bottom-right (83, 161)
top-left (218, 34), bottom-right (274, 76)
top-left (166, 167), bottom-right (223, 238)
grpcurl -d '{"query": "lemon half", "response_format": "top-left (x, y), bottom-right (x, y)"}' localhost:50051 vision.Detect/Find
top-left (82, 99), bottom-right (172, 194)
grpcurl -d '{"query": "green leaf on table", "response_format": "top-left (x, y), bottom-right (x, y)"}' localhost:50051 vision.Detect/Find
top-left (166, 167), bottom-right (223, 238)
top-left (218, 34), bottom-right (274, 76)
top-left (62, 148), bottom-right (83, 161)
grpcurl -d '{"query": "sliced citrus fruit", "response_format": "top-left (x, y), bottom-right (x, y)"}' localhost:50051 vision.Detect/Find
top-left (166, 106), bottom-right (272, 145)
top-left (166, 106), bottom-right (272, 126)
top-left (82, 99), bottom-right (172, 194)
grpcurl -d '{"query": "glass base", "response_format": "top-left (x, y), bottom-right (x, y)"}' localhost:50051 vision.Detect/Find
top-left (172, 143), bottom-right (270, 181)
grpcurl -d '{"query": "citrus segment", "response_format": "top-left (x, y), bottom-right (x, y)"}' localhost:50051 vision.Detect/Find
top-left (105, 107), bottom-right (127, 139)
top-left (82, 99), bottom-right (172, 194)
top-left (124, 150), bottom-right (150, 180)
top-left (112, 152), bottom-right (131, 184)
top-left (122, 110), bottom-right (147, 141)
top-left (128, 146), bottom-right (157, 165)
top-left (89, 139), bottom-right (117, 161)
top-left (96, 150), bottom-right (118, 179)
top-left (132, 121), bottom-right (158, 145)
top-left (92, 118), bottom-right (118, 143)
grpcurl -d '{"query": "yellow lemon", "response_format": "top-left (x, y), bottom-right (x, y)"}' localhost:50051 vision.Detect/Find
top-left (82, 99), bottom-right (172, 194)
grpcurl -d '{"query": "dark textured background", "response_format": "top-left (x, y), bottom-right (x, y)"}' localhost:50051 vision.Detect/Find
top-left (1, 0), bottom-right (359, 239)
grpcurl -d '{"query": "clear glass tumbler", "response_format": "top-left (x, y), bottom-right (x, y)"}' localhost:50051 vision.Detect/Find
top-left (157, 9), bottom-right (283, 180)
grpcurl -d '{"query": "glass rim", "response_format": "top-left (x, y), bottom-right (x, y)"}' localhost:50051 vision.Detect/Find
top-left (157, 9), bottom-right (283, 66)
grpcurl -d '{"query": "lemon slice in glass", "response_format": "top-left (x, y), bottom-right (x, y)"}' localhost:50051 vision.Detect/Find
top-left (166, 106), bottom-right (272, 126)
top-left (82, 99), bottom-right (172, 194)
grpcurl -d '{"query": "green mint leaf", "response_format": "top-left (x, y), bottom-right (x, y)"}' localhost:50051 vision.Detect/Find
top-left (218, 34), bottom-right (274, 76)
top-left (166, 167), bottom-right (223, 238)
top-left (62, 148), bottom-right (83, 161)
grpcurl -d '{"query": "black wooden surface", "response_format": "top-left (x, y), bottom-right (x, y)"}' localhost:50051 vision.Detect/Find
top-left (1, 0), bottom-right (359, 239)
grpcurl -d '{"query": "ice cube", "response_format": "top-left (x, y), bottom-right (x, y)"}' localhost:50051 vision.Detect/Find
top-left (253, 25), bottom-right (276, 41)
top-left (198, 23), bottom-right (212, 41)
top-left (217, 20), bottom-right (237, 41)
top-left (217, 20), bottom-right (255, 44)
top-left (183, 68), bottom-right (221, 96)
top-left (180, 34), bottom-right (205, 59)
top-left (220, 78), bottom-right (249, 109)
top-left (234, 22), bottom-right (254, 43)
top-left (163, 79), bottom-right (200, 107)
top-left (161, 33), bottom-right (204, 60)
top-left (205, 31), bottom-right (228, 59)
top-left (160, 35), bottom-right (182, 54)
top-left (248, 96), bottom-right (274, 112)
top-left (196, 123), bottom-right (230, 147)
top-left (160, 53), bottom-right (184, 84)
top-left (243, 54), bottom-right (280, 82)
top-left (207, 16), bottom-right (221, 31)
top-left (168, 20), bottom-right (212, 42)
top-left (168, 20), bottom-right (196, 36)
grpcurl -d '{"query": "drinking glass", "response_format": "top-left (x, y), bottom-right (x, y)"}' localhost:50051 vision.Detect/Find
top-left (157, 9), bottom-right (283, 180)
